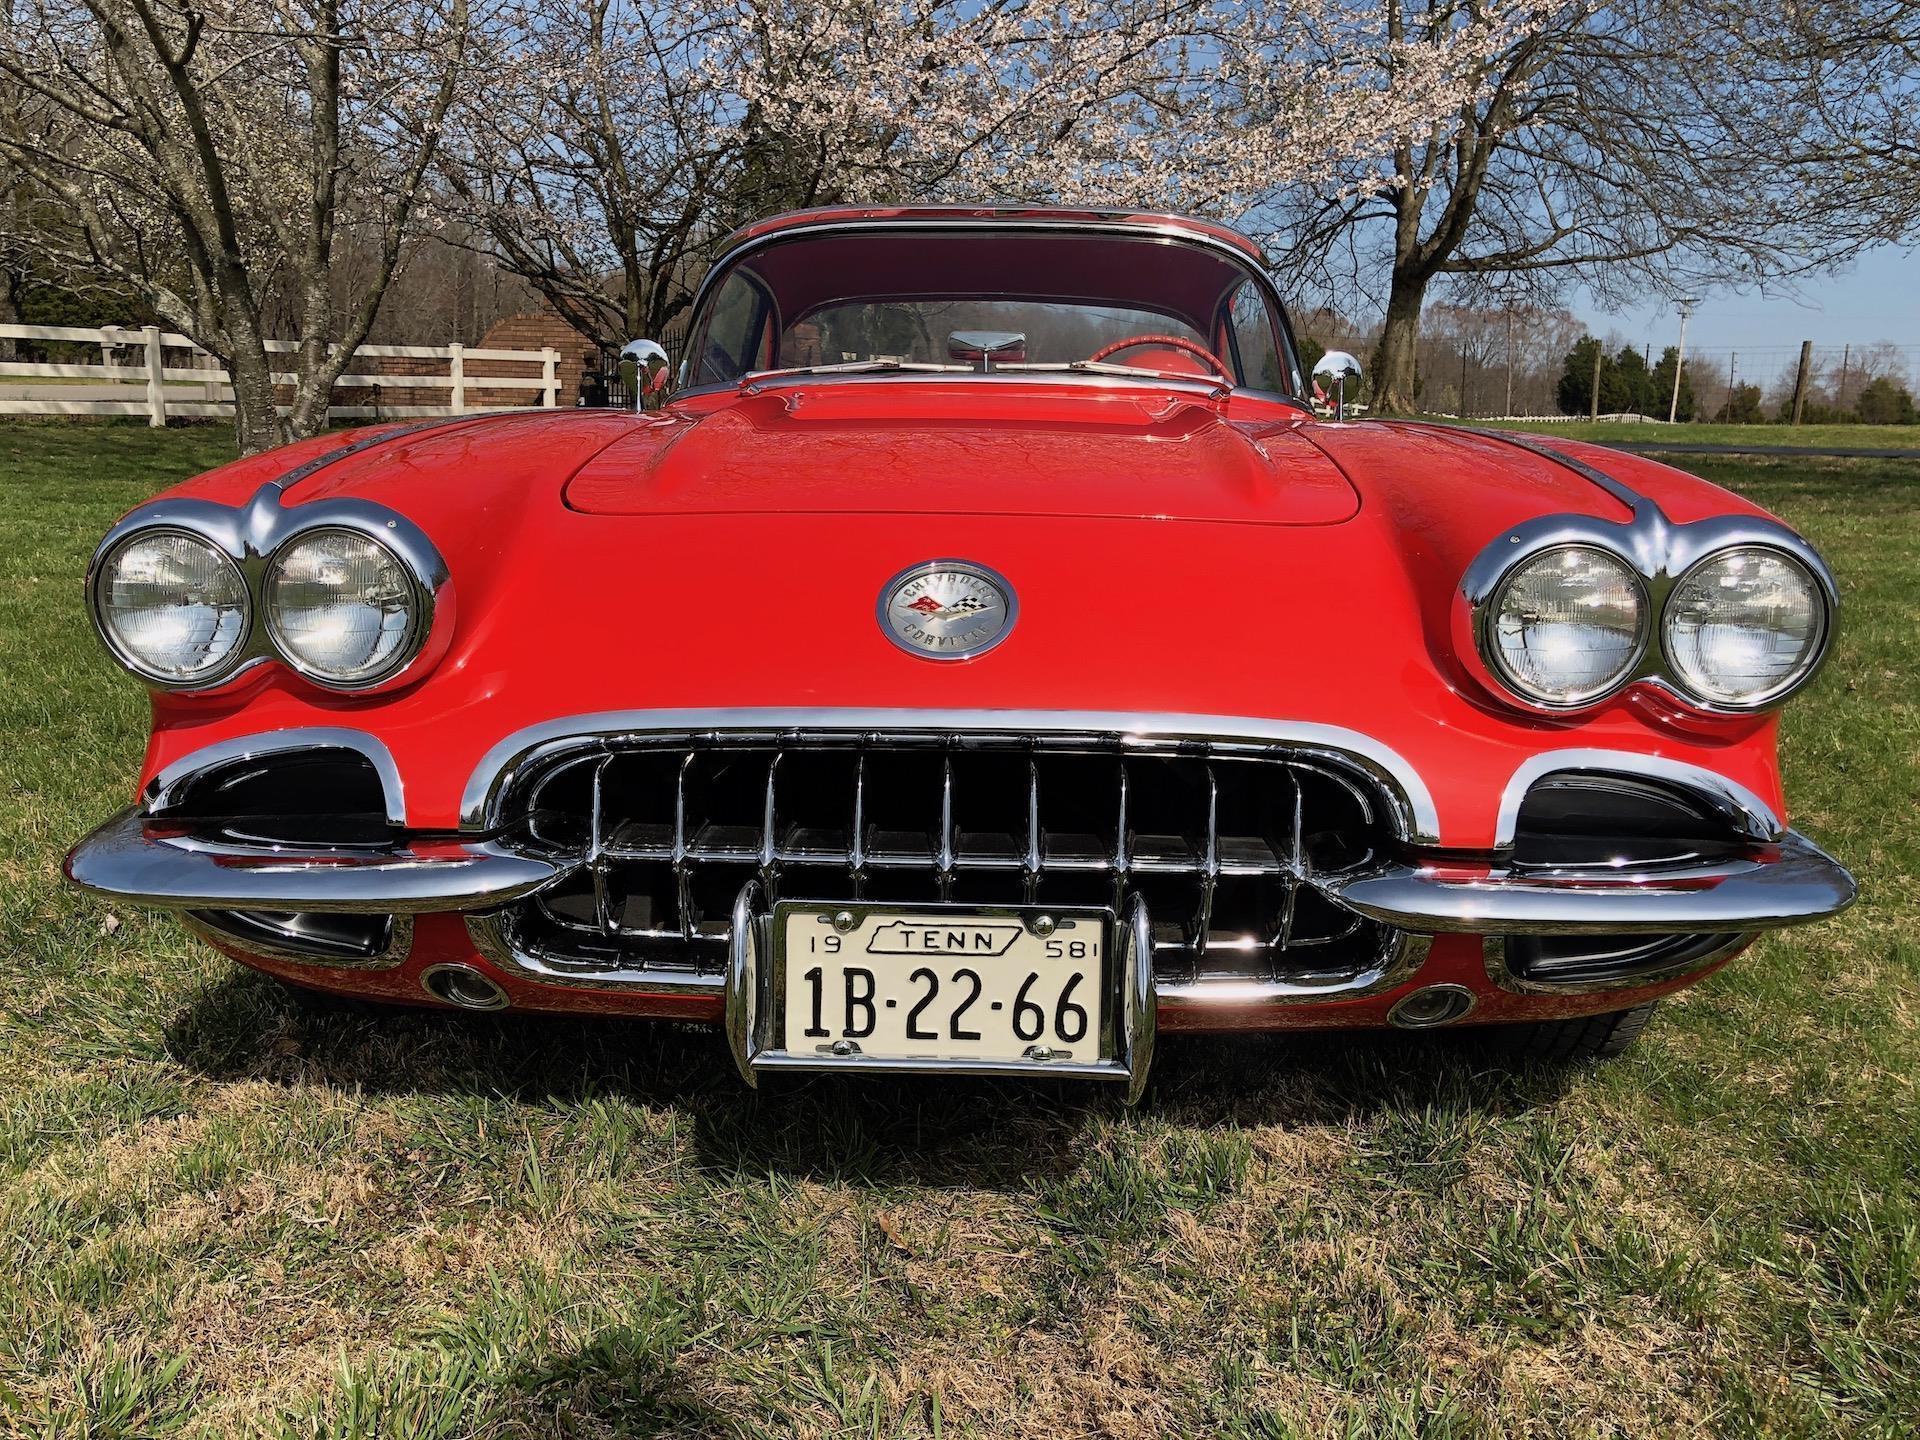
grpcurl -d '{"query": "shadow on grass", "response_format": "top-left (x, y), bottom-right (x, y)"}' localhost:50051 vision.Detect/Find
top-left (163, 964), bottom-right (1578, 1188)
top-left (500, 1333), bottom-right (730, 1437)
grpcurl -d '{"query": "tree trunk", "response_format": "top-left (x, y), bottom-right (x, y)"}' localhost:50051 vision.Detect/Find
top-left (1371, 265), bottom-right (1431, 415)
top-left (225, 337), bottom-right (286, 455)
top-left (0, 268), bottom-right (16, 363)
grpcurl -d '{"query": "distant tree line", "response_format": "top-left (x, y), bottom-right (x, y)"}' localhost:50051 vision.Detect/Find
top-left (1556, 336), bottom-right (1919, 423)
top-left (1556, 338), bottom-right (1698, 420)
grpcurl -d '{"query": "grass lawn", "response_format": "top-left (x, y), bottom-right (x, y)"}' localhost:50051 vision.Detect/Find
top-left (2, 421), bottom-right (1915, 1437)
top-left (1465, 419), bottom-right (1920, 452)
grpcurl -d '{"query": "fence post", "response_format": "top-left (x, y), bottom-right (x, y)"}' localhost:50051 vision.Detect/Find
top-left (449, 342), bottom-right (466, 415)
top-left (142, 325), bottom-right (167, 428)
top-left (541, 347), bottom-right (559, 407)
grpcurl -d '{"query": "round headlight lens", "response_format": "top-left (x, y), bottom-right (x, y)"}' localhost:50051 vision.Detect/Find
top-left (1663, 547), bottom-right (1826, 706)
top-left (95, 531), bottom-right (249, 683)
top-left (1488, 545), bottom-right (1646, 705)
top-left (264, 529), bottom-right (422, 685)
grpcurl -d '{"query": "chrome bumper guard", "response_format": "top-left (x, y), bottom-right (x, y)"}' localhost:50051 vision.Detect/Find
top-left (1329, 830), bottom-right (1854, 936)
top-left (722, 887), bottom-right (1158, 1103)
top-left (63, 807), bottom-right (561, 914)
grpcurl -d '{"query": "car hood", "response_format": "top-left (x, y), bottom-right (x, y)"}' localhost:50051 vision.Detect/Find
top-left (142, 399), bottom-right (1788, 840)
top-left (562, 383), bottom-right (1360, 525)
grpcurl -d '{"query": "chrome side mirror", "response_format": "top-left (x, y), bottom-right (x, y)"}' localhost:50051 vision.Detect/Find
top-left (948, 330), bottom-right (1027, 373)
top-left (621, 339), bottom-right (672, 412)
top-left (1312, 350), bottom-right (1363, 420)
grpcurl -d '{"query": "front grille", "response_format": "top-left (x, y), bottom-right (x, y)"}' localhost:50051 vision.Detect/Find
top-left (489, 732), bottom-right (1403, 989)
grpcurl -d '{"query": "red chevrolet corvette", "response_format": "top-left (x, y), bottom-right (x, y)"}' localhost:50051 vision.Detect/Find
top-left (67, 207), bottom-right (1854, 1100)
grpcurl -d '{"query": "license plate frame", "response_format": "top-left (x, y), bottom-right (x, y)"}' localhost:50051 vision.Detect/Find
top-left (724, 889), bottom-right (1156, 1099)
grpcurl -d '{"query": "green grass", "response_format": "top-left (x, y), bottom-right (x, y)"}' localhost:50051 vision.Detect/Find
top-left (1463, 419), bottom-right (1920, 451)
top-left (2, 421), bottom-right (1916, 1436)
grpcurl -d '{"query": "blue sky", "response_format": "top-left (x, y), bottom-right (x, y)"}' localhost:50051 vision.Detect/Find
top-left (1571, 246), bottom-right (1919, 380)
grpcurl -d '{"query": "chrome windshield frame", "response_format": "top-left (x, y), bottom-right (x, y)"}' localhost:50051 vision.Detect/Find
top-left (676, 216), bottom-right (1305, 402)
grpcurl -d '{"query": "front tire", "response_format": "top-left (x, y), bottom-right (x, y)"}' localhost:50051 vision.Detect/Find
top-left (1499, 1002), bottom-right (1659, 1061)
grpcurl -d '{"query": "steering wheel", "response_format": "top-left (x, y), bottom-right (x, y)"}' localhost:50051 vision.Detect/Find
top-left (1087, 333), bottom-right (1234, 382)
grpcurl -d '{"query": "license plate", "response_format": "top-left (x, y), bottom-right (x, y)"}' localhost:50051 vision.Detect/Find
top-left (776, 903), bottom-right (1110, 1064)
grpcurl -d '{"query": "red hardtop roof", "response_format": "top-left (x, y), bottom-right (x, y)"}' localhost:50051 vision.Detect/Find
top-left (718, 205), bottom-right (1267, 263)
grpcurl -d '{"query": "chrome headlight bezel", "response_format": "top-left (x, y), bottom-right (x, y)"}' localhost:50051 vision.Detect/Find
top-left (1660, 543), bottom-right (1831, 710)
top-left (84, 487), bottom-right (452, 696)
top-left (88, 526), bottom-right (254, 688)
top-left (262, 526), bottom-right (434, 690)
top-left (1479, 543), bottom-right (1650, 709)
top-left (1459, 511), bottom-right (1837, 717)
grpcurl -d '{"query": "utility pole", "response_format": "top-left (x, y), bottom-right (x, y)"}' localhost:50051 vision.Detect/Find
top-left (1589, 342), bottom-right (1603, 422)
top-left (1790, 340), bottom-right (1812, 425)
top-left (1460, 349), bottom-right (1469, 418)
top-left (1728, 352), bottom-right (1737, 421)
top-left (1838, 344), bottom-right (1851, 413)
top-left (1668, 300), bottom-right (1696, 424)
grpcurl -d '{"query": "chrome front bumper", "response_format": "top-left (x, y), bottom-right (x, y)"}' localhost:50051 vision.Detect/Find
top-left (67, 806), bottom-right (1855, 938)
top-left (1329, 831), bottom-right (1856, 936)
top-left (64, 808), bottom-right (561, 913)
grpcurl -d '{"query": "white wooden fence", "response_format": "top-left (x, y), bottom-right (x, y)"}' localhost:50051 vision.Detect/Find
top-left (0, 324), bottom-right (561, 423)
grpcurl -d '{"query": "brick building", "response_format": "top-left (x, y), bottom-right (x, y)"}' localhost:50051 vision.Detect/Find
top-left (475, 308), bottom-right (599, 407)
top-left (319, 305), bottom-right (598, 412)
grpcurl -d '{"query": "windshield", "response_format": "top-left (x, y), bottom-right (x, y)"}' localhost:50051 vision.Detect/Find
top-left (684, 227), bottom-right (1298, 395)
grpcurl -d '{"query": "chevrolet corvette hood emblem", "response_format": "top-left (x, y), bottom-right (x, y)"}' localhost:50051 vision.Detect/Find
top-left (880, 561), bottom-right (1016, 660)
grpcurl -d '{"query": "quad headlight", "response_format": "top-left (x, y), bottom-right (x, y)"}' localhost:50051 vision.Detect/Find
top-left (264, 529), bottom-right (426, 686)
top-left (1485, 545), bottom-right (1647, 706)
top-left (87, 497), bottom-right (447, 693)
top-left (1662, 546), bottom-right (1827, 707)
top-left (1471, 528), bottom-right (1833, 713)
top-left (93, 530), bottom-right (250, 684)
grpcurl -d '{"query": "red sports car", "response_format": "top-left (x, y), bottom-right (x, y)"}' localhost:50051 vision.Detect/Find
top-left (66, 207), bottom-right (1854, 1100)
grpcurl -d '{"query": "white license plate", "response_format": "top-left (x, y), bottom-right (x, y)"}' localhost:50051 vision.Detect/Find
top-left (777, 904), bottom-right (1110, 1064)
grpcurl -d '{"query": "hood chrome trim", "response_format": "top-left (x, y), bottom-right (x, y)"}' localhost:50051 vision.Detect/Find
top-left (1397, 422), bottom-right (1650, 515)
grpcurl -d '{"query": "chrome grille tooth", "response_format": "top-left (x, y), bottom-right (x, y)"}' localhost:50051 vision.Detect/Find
top-left (1113, 760), bottom-right (1130, 913)
top-left (1194, 761), bottom-right (1219, 964)
top-left (674, 750), bottom-right (695, 940)
top-left (1272, 766), bottom-right (1307, 979)
top-left (850, 749), bottom-right (867, 899)
top-left (1024, 756), bottom-right (1041, 904)
top-left (760, 751), bottom-right (781, 902)
top-left (938, 752), bottom-right (955, 901)
top-left (589, 755), bottom-right (615, 936)
top-left (672, 751), bottom-right (693, 860)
